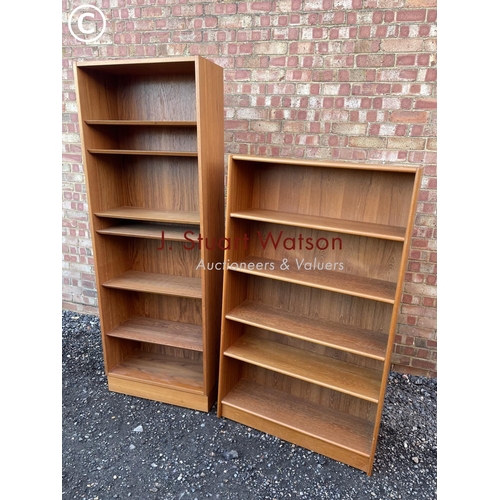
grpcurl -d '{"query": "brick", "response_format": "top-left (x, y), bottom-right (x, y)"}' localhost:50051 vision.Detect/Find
top-left (354, 40), bottom-right (381, 53)
top-left (427, 9), bottom-right (437, 22)
top-left (376, 0), bottom-right (405, 7)
top-left (425, 68), bottom-right (437, 81)
top-left (411, 358), bottom-right (436, 371)
top-left (378, 69), bottom-right (418, 81)
top-left (356, 54), bottom-right (395, 67)
top-left (348, 136), bottom-right (386, 148)
top-left (225, 120), bottom-right (249, 130)
top-left (235, 108), bottom-right (269, 120)
top-left (289, 42), bottom-right (315, 54)
top-left (250, 121), bottom-right (281, 132)
top-left (387, 137), bottom-right (426, 150)
top-left (381, 38), bottom-right (424, 52)
top-left (397, 54), bottom-right (416, 66)
top-left (254, 42), bottom-right (288, 54)
top-left (427, 138), bottom-right (437, 150)
top-left (407, 0), bottom-right (436, 5)
top-left (424, 39), bottom-right (437, 52)
top-left (269, 56), bottom-right (287, 66)
top-left (330, 123), bottom-right (367, 135)
top-left (390, 111), bottom-right (428, 123)
top-left (396, 10), bottom-right (427, 22)
top-left (250, 1), bottom-right (274, 10)
top-left (384, 11), bottom-right (395, 22)
top-left (415, 98), bottom-right (437, 109)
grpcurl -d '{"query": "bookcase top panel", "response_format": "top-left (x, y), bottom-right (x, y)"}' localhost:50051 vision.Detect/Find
top-left (76, 57), bottom-right (200, 76)
top-left (230, 154), bottom-right (421, 174)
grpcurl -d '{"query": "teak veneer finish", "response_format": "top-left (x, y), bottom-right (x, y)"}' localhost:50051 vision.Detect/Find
top-left (217, 154), bottom-right (421, 474)
top-left (75, 57), bottom-right (224, 412)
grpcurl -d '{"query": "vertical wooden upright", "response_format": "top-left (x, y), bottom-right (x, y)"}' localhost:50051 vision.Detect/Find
top-left (217, 155), bottom-right (421, 473)
top-left (74, 57), bottom-right (224, 412)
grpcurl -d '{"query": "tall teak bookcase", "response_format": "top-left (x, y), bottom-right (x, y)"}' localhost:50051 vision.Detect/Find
top-left (75, 57), bottom-right (224, 412)
top-left (217, 155), bottom-right (421, 474)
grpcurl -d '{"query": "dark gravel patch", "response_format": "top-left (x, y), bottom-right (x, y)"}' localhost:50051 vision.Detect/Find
top-left (62, 310), bottom-right (437, 499)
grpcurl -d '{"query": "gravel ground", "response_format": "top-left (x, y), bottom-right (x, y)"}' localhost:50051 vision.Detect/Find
top-left (62, 310), bottom-right (437, 499)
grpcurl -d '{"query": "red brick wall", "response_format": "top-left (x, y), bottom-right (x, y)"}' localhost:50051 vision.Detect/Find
top-left (62, 0), bottom-right (437, 377)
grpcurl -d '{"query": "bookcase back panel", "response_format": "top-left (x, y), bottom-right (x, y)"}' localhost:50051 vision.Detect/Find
top-left (90, 156), bottom-right (199, 212)
top-left (130, 292), bottom-right (202, 326)
top-left (91, 236), bottom-right (201, 283)
top-left (244, 221), bottom-right (403, 282)
top-left (140, 343), bottom-right (202, 361)
top-left (94, 234), bottom-right (132, 283)
top-left (105, 337), bottom-right (138, 371)
top-left (246, 276), bottom-right (393, 334)
top-left (233, 161), bottom-right (415, 228)
top-left (86, 125), bottom-right (198, 153)
top-left (242, 364), bottom-right (377, 421)
top-left (124, 157), bottom-right (199, 212)
top-left (79, 70), bottom-right (197, 121)
top-left (97, 287), bottom-right (134, 334)
top-left (130, 239), bottom-right (201, 279)
top-left (84, 155), bottom-right (128, 214)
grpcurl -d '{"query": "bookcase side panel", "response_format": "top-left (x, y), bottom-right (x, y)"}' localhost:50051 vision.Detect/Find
top-left (368, 168), bottom-right (422, 473)
top-left (196, 57), bottom-right (225, 398)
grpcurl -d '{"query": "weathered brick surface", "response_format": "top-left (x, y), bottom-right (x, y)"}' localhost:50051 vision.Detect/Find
top-left (62, 0), bottom-right (437, 376)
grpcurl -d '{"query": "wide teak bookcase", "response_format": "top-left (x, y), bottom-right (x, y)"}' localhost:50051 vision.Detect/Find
top-left (217, 155), bottom-right (421, 474)
top-left (74, 57), bottom-right (224, 411)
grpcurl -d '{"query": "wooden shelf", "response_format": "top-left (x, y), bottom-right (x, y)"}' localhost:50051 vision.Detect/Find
top-left (85, 120), bottom-right (197, 127)
top-left (221, 379), bottom-right (373, 458)
top-left (231, 208), bottom-right (406, 241)
top-left (226, 300), bottom-right (387, 361)
top-left (107, 316), bottom-right (203, 351)
top-left (94, 207), bottom-right (200, 225)
top-left (224, 331), bottom-right (381, 403)
top-left (102, 270), bottom-right (202, 299)
top-left (109, 350), bottom-right (204, 394)
top-left (229, 256), bottom-right (397, 304)
top-left (88, 149), bottom-right (198, 157)
top-left (96, 223), bottom-right (194, 240)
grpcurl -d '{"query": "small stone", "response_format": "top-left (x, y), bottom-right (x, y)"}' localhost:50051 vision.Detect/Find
top-left (412, 456), bottom-right (419, 463)
top-left (223, 450), bottom-right (239, 460)
top-left (129, 444), bottom-right (136, 450)
top-left (133, 425), bottom-right (143, 433)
